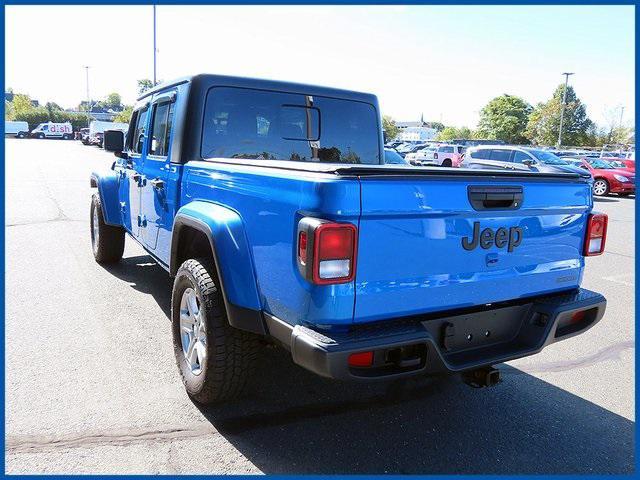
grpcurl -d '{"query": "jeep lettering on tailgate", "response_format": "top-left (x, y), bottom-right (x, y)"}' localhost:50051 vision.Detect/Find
top-left (462, 222), bottom-right (523, 252)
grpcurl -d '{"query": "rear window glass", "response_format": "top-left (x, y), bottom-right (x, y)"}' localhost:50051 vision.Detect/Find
top-left (201, 87), bottom-right (380, 164)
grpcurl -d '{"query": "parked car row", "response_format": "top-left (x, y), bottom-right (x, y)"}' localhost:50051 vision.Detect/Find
top-left (5, 120), bottom-right (129, 149)
top-left (384, 139), bottom-right (635, 197)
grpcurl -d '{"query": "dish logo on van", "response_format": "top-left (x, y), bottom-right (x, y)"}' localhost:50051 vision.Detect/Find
top-left (462, 222), bottom-right (523, 252)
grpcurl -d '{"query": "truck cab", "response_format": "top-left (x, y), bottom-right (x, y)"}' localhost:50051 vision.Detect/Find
top-left (90, 74), bottom-right (607, 404)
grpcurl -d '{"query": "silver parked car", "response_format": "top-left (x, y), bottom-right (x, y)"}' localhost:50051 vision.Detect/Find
top-left (461, 146), bottom-right (592, 178)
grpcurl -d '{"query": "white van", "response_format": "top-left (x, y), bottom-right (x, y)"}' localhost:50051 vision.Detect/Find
top-left (31, 122), bottom-right (73, 139)
top-left (89, 121), bottom-right (129, 146)
top-left (5, 121), bottom-right (30, 138)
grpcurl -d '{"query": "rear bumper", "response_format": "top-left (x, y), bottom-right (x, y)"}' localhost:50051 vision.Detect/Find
top-left (265, 288), bottom-right (606, 381)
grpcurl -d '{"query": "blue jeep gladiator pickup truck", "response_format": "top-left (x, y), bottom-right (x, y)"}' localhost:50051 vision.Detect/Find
top-left (91, 74), bottom-right (607, 403)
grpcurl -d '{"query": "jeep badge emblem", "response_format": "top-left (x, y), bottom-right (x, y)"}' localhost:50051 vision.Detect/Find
top-left (462, 222), bottom-right (523, 252)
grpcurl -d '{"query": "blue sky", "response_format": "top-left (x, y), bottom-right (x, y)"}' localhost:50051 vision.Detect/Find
top-left (6, 5), bottom-right (635, 129)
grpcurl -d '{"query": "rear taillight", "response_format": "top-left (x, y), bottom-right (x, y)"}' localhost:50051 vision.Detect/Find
top-left (584, 213), bottom-right (608, 256)
top-left (297, 218), bottom-right (357, 284)
top-left (434, 152), bottom-right (438, 159)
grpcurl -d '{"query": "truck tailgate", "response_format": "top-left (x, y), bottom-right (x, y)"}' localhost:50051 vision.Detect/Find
top-left (354, 174), bottom-right (592, 323)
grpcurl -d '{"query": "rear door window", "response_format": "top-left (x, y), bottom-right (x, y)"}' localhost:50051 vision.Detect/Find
top-left (148, 101), bottom-right (175, 157)
top-left (470, 149), bottom-right (490, 160)
top-left (201, 87), bottom-right (380, 164)
top-left (489, 149), bottom-right (513, 162)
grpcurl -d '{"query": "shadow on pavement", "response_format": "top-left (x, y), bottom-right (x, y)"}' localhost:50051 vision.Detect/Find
top-left (101, 254), bottom-right (173, 318)
top-left (103, 254), bottom-right (635, 475)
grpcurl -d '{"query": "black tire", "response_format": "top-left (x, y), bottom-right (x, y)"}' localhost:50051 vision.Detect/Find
top-left (63, 133), bottom-right (71, 140)
top-left (17, 132), bottom-right (26, 139)
top-left (441, 159), bottom-right (452, 167)
top-left (90, 193), bottom-right (125, 263)
top-left (592, 178), bottom-right (610, 196)
top-left (171, 258), bottom-right (259, 404)
top-left (37, 133), bottom-right (45, 139)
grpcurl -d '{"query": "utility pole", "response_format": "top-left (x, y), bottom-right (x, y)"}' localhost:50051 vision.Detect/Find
top-left (153, 5), bottom-right (157, 85)
top-left (83, 65), bottom-right (91, 128)
top-left (557, 72), bottom-right (574, 148)
top-left (619, 106), bottom-right (625, 128)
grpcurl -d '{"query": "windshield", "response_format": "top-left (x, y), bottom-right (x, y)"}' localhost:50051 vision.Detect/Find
top-left (384, 149), bottom-right (407, 164)
top-left (589, 159), bottom-right (615, 169)
top-left (528, 149), bottom-right (569, 165)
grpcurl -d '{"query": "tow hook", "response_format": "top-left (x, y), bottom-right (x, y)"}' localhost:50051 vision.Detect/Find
top-left (462, 366), bottom-right (501, 388)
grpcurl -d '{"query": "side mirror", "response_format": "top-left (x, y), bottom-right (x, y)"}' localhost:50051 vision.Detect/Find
top-left (104, 130), bottom-right (125, 154)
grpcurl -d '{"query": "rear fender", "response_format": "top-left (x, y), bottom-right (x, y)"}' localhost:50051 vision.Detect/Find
top-left (90, 170), bottom-right (122, 226)
top-left (170, 201), bottom-right (265, 335)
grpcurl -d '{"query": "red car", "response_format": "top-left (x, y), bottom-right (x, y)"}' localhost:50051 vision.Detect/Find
top-left (566, 157), bottom-right (635, 197)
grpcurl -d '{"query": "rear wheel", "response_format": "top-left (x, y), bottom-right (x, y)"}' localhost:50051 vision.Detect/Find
top-left (90, 193), bottom-right (125, 263)
top-left (63, 133), bottom-right (72, 140)
top-left (17, 132), bottom-right (26, 139)
top-left (593, 179), bottom-right (610, 196)
top-left (172, 258), bottom-right (259, 404)
top-left (441, 159), bottom-right (452, 167)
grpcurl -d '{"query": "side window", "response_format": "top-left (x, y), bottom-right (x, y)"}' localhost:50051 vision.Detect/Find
top-left (490, 149), bottom-right (512, 162)
top-left (125, 110), bottom-right (139, 151)
top-left (470, 149), bottom-right (489, 160)
top-left (442, 146), bottom-right (454, 154)
top-left (149, 101), bottom-right (175, 157)
top-left (132, 106), bottom-right (149, 154)
top-left (42, 125), bottom-right (49, 131)
top-left (513, 151), bottom-right (532, 163)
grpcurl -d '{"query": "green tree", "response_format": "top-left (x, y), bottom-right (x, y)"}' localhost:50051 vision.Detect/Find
top-left (113, 105), bottom-right (133, 123)
top-left (5, 100), bottom-right (15, 120)
top-left (476, 94), bottom-right (532, 144)
top-left (137, 79), bottom-right (154, 95)
top-left (11, 94), bottom-right (35, 116)
top-left (525, 84), bottom-right (593, 146)
top-left (436, 126), bottom-right (474, 141)
top-left (105, 92), bottom-right (122, 109)
top-left (382, 115), bottom-right (399, 140)
top-left (423, 121), bottom-right (445, 132)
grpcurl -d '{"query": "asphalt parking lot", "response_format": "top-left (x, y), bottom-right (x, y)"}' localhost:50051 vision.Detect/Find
top-left (5, 138), bottom-right (635, 474)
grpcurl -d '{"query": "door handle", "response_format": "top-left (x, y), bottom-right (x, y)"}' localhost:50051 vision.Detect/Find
top-left (150, 178), bottom-right (165, 190)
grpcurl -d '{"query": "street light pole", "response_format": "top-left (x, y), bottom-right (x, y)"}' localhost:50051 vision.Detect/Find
top-left (557, 72), bottom-right (574, 148)
top-left (153, 5), bottom-right (157, 85)
top-left (84, 65), bottom-right (91, 128)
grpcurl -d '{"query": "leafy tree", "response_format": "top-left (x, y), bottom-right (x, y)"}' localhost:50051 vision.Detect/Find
top-left (5, 100), bottom-right (15, 120)
top-left (436, 126), bottom-right (475, 141)
top-left (423, 121), bottom-right (445, 132)
top-left (105, 92), bottom-right (122, 109)
top-left (137, 79), bottom-right (154, 95)
top-left (477, 94), bottom-right (532, 143)
top-left (11, 94), bottom-right (35, 116)
top-left (382, 115), bottom-right (399, 140)
top-left (113, 105), bottom-right (133, 123)
top-left (525, 84), bottom-right (593, 146)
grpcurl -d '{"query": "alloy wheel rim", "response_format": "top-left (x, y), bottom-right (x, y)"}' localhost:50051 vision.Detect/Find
top-left (179, 287), bottom-right (207, 375)
top-left (593, 181), bottom-right (607, 195)
top-left (92, 205), bottom-right (99, 252)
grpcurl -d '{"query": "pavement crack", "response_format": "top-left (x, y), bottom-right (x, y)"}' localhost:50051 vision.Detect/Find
top-left (508, 340), bottom-right (634, 374)
top-left (6, 424), bottom-right (217, 454)
top-left (6, 218), bottom-right (82, 227)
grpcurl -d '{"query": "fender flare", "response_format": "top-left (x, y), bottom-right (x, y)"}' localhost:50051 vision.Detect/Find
top-left (170, 202), bottom-right (265, 335)
top-left (90, 170), bottom-right (122, 227)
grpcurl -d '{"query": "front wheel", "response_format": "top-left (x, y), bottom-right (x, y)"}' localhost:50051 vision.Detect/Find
top-left (593, 179), bottom-right (610, 196)
top-left (90, 193), bottom-right (125, 263)
top-left (37, 133), bottom-right (45, 139)
top-left (171, 258), bottom-right (259, 404)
